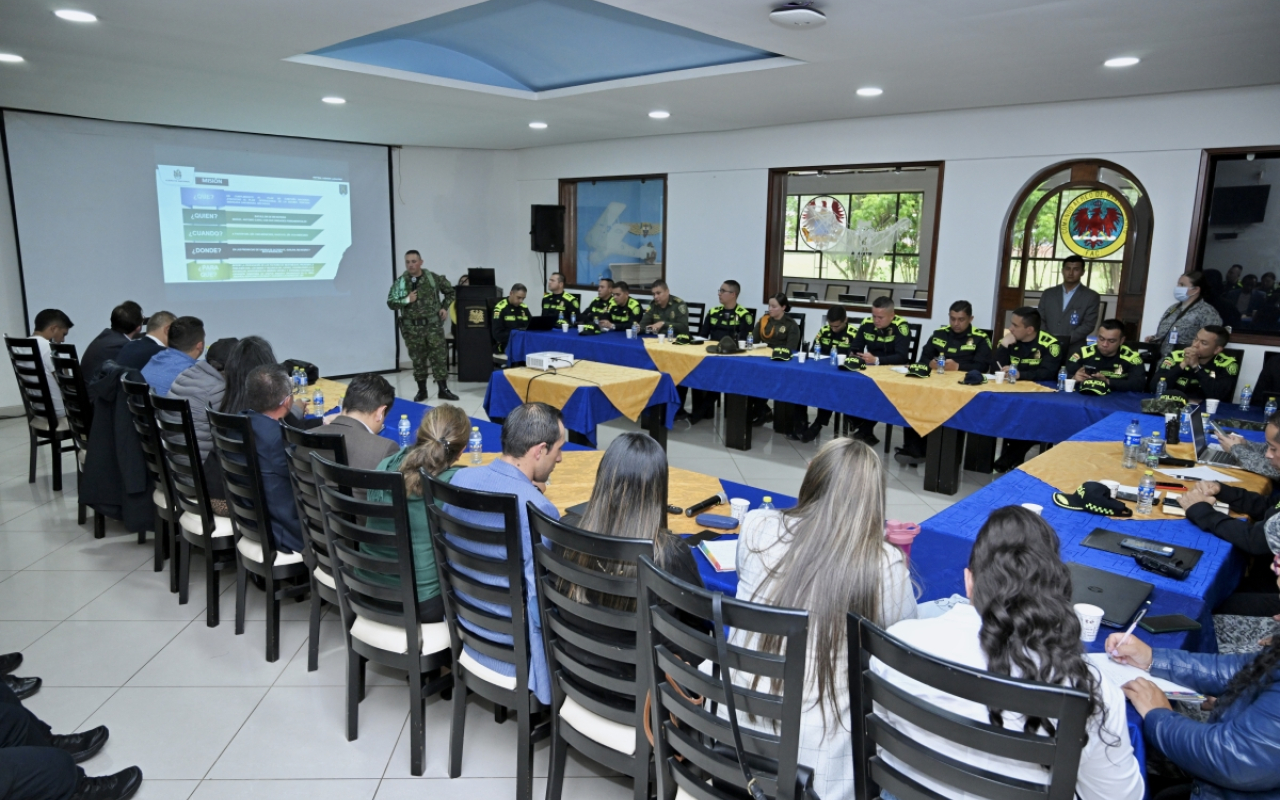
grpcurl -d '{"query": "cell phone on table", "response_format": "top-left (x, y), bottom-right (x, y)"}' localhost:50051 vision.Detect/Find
top-left (1120, 536), bottom-right (1175, 557)
top-left (1139, 614), bottom-right (1202, 634)
top-left (1208, 420), bottom-right (1231, 441)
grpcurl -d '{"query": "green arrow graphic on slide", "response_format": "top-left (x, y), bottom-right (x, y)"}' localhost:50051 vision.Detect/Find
top-left (181, 210), bottom-right (323, 226)
top-left (183, 225), bottom-right (323, 242)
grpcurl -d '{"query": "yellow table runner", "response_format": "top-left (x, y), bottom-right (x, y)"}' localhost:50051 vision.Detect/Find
top-left (1017, 440), bottom-right (1271, 521)
top-left (501, 360), bottom-right (662, 422)
top-left (642, 338), bottom-right (771, 384)
top-left (472, 450), bottom-right (739, 534)
top-left (861, 366), bottom-right (1055, 437)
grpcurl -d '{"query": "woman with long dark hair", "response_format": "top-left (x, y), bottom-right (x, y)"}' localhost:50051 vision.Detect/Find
top-left (874, 506), bottom-right (1142, 800)
top-left (218, 336), bottom-right (277, 414)
top-left (1108, 518), bottom-right (1280, 800)
top-left (733, 437), bottom-right (917, 800)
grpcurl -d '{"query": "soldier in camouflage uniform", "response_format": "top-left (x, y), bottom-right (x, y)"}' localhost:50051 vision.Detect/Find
top-left (386, 250), bottom-right (458, 402)
top-left (638, 279), bottom-right (689, 335)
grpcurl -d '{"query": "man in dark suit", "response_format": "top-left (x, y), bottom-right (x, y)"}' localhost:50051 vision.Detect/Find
top-left (80, 302), bottom-right (143, 383)
top-left (1036, 255), bottom-right (1100, 356)
top-left (114, 311), bottom-right (175, 370)
top-left (243, 364), bottom-right (304, 554)
top-left (323, 373), bottom-right (398, 470)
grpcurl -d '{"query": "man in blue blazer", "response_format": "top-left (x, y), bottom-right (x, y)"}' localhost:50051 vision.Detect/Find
top-left (114, 311), bottom-right (175, 370)
top-left (242, 363), bottom-right (304, 554)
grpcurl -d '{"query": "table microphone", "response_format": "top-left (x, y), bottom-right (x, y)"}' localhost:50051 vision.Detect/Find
top-left (684, 492), bottom-right (728, 517)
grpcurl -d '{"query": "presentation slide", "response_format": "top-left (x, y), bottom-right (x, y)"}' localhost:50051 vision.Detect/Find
top-left (156, 166), bottom-right (352, 283)
top-left (3, 111), bottom-right (396, 376)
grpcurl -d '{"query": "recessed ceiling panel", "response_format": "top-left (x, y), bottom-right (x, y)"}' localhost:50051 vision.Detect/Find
top-left (303, 0), bottom-right (782, 94)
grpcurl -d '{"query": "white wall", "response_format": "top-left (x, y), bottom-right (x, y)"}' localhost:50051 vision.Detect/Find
top-left (0, 151), bottom-right (23, 412)
top-left (500, 84), bottom-right (1280, 398)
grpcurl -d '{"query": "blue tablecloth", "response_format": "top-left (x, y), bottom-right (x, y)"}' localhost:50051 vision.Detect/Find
top-left (912, 411), bottom-right (1269, 654)
top-left (687, 483), bottom-right (797, 595)
top-left (508, 329), bottom-right (1150, 443)
top-left (482, 369), bottom-right (679, 446)
top-left (371, 397), bottom-right (594, 453)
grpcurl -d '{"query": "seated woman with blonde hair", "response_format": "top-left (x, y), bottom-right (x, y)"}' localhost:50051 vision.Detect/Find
top-left (359, 404), bottom-right (471, 623)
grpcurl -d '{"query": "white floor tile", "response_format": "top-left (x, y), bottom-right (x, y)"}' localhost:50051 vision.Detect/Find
top-left (28, 533), bottom-right (156, 571)
top-left (0, 569), bottom-right (130, 620)
top-left (71, 564), bottom-right (222, 622)
top-left (128, 779), bottom-right (201, 800)
top-left (23, 620), bottom-right (188, 685)
top-left (126, 621), bottom-right (309, 687)
top-left (0, 528), bottom-right (85, 570)
top-left (22, 686), bottom-right (118, 734)
top-left (0, 619), bottom-right (60, 651)
top-left (189, 779), bottom-right (379, 800)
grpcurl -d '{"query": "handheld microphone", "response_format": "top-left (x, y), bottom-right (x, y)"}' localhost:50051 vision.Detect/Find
top-left (684, 492), bottom-right (728, 517)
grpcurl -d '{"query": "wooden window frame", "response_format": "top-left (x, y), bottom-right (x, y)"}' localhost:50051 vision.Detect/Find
top-left (558, 173), bottom-right (668, 290)
top-left (763, 161), bottom-right (944, 319)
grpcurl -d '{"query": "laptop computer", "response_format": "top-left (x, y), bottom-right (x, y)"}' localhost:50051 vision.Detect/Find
top-left (524, 316), bottom-right (556, 332)
top-left (1068, 562), bottom-right (1153, 628)
top-left (1189, 408), bottom-right (1237, 466)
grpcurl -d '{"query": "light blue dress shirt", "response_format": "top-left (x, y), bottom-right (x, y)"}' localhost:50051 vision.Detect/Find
top-left (140, 349), bottom-right (197, 396)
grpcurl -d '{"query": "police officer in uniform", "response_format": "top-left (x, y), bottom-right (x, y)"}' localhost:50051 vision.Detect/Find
top-left (789, 306), bottom-right (858, 443)
top-left (688, 280), bottom-right (756, 425)
top-left (386, 249), bottom-right (458, 402)
top-left (639, 279), bottom-right (689, 336)
top-left (991, 306), bottom-right (1064, 472)
top-left (541, 272), bottom-right (579, 321)
top-left (1153, 324), bottom-right (1239, 402)
top-left (491, 283), bottom-right (531, 354)
top-left (601, 281), bottom-right (644, 330)
top-left (841, 297), bottom-right (913, 444)
top-left (894, 300), bottom-right (992, 465)
top-left (1065, 318), bottom-right (1146, 393)
top-left (584, 278), bottom-right (615, 324)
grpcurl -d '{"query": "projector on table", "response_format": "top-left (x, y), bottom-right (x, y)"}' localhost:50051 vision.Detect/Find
top-left (527, 351), bottom-right (576, 371)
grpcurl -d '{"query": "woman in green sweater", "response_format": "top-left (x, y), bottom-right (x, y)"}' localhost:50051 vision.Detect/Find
top-left (361, 404), bottom-right (471, 622)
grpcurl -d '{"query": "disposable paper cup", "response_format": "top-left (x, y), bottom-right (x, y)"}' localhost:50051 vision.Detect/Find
top-left (797, 352), bottom-right (807, 363)
top-left (658, 332), bottom-right (666, 342)
top-left (729, 498), bottom-right (750, 521)
top-left (1064, 379), bottom-right (1077, 392)
top-left (1020, 502), bottom-right (1043, 515)
top-left (738, 341), bottom-right (747, 350)
top-left (1074, 603), bottom-right (1105, 642)
top-left (1206, 399), bottom-right (1220, 414)
top-left (626, 329), bottom-right (635, 339)
top-left (561, 323), bottom-right (569, 333)
top-left (993, 372), bottom-right (1006, 384)
top-left (836, 355), bottom-right (847, 367)
top-left (1099, 479), bottom-right (1120, 498)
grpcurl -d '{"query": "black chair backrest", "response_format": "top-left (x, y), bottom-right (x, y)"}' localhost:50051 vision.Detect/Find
top-left (906, 322), bottom-right (923, 363)
top-left (868, 285), bottom-right (894, 302)
top-left (207, 409), bottom-right (278, 563)
top-left (312, 455), bottom-right (427, 647)
top-left (1221, 346), bottom-right (1246, 399)
top-left (784, 282), bottom-right (808, 295)
top-left (847, 612), bottom-right (1089, 800)
top-left (424, 473), bottom-right (530, 685)
top-left (1253, 350), bottom-right (1280, 407)
top-left (120, 378), bottom-right (169, 505)
top-left (913, 289), bottom-right (929, 300)
top-left (742, 307), bottom-right (758, 328)
top-left (838, 293), bottom-right (867, 305)
top-left (282, 424), bottom-right (349, 578)
top-left (151, 392), bottom-right (216, 531)
top-left (824, 284), bottom-right (849, 302)
top-left (50, 342), bottom-right (78, 360)
top-left (976, 328), bottom-right (996, 342)
top-left (637, 555), bottom-right (811, 800)
top-left (784, 312), bottom-right (806, 344)
top-left (529, 504), bottom-right (651, 730)
top-left (686, 302), bottom-right (707, 331)
top-left (50, 353), bottom-right (92, 455)
top-left (4, 335), bottom-right (60, 429)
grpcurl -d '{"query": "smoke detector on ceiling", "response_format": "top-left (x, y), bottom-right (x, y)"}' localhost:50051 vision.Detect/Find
top-left (770, 3), bottom-right (826, 29)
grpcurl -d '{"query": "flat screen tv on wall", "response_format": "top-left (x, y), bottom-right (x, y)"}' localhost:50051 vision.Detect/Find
top-left (1209, 184), bottom-right (1270, 225)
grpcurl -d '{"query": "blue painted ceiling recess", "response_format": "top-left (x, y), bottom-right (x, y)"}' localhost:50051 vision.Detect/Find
top-left (310, 0), bottom-right (778, 93)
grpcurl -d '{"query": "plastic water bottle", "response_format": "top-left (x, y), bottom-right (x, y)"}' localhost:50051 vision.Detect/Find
top-left (1006, 365), bottom-right (1018, 385)
top-left (632, 322), bottom-right (640, 337)
top-left (759, 496), bottom-right (775, 511)
top-left (468, 426), bottom-right (483, 465)
top-left (813, 342), bottom-right (823, 359)
top-left (830, 347), bottom-right (838, 366)
top-left (1122, 418), bottom-right (1142, 469)
top-left (557, 309), bottom-right (565, 326)
top-left (1179, 408), bottom-right (1193, 439)
top-left (312, 387), bottom-right (324, 416)
top-left (1145, 431), bottom-right (1163, 469)
top-left (936, 353), bottom-right (945, 374)
top-left (397, 415), bottom-right (411, 448)
top-left (1266, 397), bottom-right (1277, 419)
top-left (1137, 471), bottom-right (1156, 516)
top-left (1155, 377), bottom-right (1166, 397)
top-left (1057, 365), bottom-right (1067, 392)
top-left (746, 330), bottom-right (754, 348)
top-left (298, 369), bottom-right (308, 392)
top-left (1240, 384), bottom-right (1253, 412)
top-left (569, 311), bottom-right (576, 326)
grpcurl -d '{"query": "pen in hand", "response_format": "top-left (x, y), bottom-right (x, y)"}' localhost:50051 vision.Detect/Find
top-left (1110, 605), bottom-right (1149, 659)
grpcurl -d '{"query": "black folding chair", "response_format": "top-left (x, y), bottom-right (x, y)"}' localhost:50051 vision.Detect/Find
top-left (5, 335), bottom-right (74, 491)
top-left (208, 409), bottom-right (310, 662)
top-left (49, 350), bottom-right (102, 536)
top-left (282, 423), bottom-right (349, 672)
top-left (151, 392), bottom-right (237, 625)
top-left (312, 456), bottom-right (452, 776)
top-left (529, 505), bottom-right (653, 800)
top-left (847, 612), bottom-right (1090, 800)
top-left (425, 474), bottom-right (548, 800)
top-left (120, 378), bottom-right (171, 571)
top-left (687, 302), bottom-right (707, 331)
top-left (637, 555), bottom-right (814, 800)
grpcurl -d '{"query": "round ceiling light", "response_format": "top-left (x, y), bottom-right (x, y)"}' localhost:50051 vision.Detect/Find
top-left (1104, 56), bottom-right (1140, 67)
top-left (529, 121), bottom-right (548, 129)
top-left (648, 110), bottom-right (670, 119)
top-left (769, 4), bottom-right (827, 28)
top-left (0, 53), bottom-right (25, 63)
top-left (856, 87), bottom-right (883, 97)
top-left (321, 96), bottom-right (346, 104)
top-left (54, 9), bottom-right (98, 22)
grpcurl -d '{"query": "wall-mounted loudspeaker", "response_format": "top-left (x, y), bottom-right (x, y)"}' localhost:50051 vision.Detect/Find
top-left (530, 204), bottom-right (565, 253)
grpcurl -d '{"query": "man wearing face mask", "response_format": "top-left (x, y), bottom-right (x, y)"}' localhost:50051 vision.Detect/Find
top-left (1145, 271), bottom-right (1222, 359)
top-left (323, 373), bottom-right (399, 471)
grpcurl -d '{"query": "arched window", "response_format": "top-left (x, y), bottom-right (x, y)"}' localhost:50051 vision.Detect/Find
top-left (995, 161), bottom-right (1153, 339)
